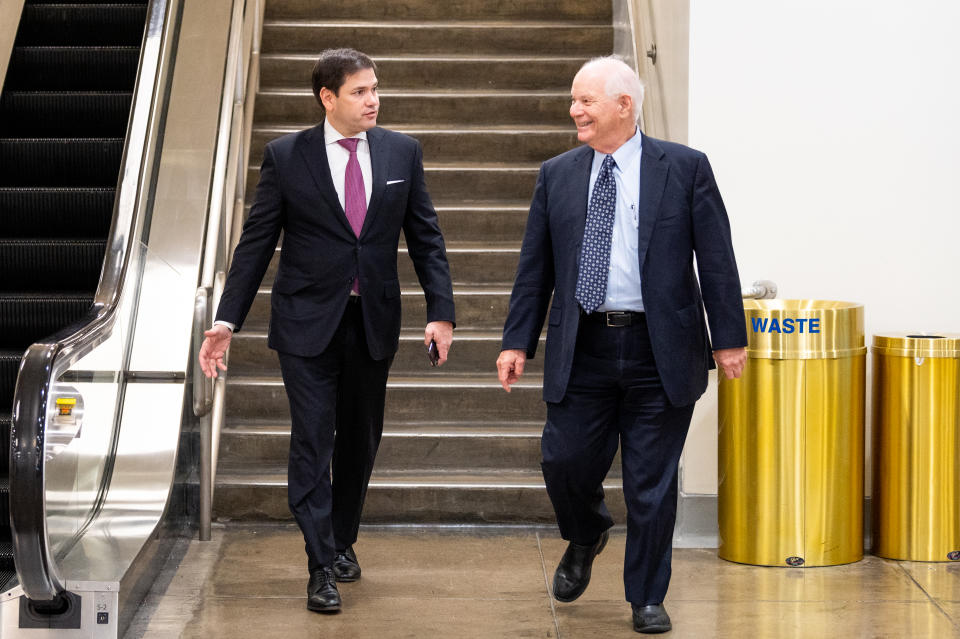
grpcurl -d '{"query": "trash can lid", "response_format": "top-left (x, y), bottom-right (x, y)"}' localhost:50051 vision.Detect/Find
top-left (744, 299), bottom-right (865, 359)
top-left (872, 333), bottom-right (960, 358)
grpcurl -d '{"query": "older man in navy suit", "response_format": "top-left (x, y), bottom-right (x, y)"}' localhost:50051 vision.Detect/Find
top-left (199, 49), bottom-right (455, 614)
top-left (497, 56), bottom-right (746, 634)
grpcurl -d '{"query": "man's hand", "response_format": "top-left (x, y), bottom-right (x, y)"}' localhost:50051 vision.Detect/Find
top-left (425, 321), bottom-right (454, 365)
top-left (199, 324), bottom-right (233, 379)
top-left (714, 347), bottom-right (747, 380)
top-left (496, 349), bottom-right (527, 392)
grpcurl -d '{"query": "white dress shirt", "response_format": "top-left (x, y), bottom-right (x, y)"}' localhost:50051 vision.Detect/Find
top-left (589, 126), bottom-right (644, 312)
top-left (323, 117), bottom-right (372, 209)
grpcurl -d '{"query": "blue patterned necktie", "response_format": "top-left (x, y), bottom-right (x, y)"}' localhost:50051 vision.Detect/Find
top-left (575, 154), bottom-right (617, 313)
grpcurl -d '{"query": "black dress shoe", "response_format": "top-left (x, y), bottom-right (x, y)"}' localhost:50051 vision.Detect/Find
top-left (333, 546), bottom-right (361, 582)
top-left (307, 567), bottom-right (341, 613)
top-left (552, 529), bottom-right (609, 602)
top-left (632, 603), bottom-right (671, 634)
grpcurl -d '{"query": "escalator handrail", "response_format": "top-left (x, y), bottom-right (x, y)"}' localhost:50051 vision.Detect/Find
top-left (8, 0), bottom-right (176, 602)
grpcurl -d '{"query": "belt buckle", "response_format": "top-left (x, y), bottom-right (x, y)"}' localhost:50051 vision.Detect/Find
top-left (606, 311), bottom-right (629, 327)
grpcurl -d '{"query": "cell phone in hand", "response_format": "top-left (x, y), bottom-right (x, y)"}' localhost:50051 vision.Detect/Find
top-left (427, 340), bottom-right (439, 366)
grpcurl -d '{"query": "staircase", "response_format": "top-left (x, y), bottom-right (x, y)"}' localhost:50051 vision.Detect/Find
top-left (214, 0), bottom-right (621, 523)
top-left (0, 0), bottom-right (147, 585)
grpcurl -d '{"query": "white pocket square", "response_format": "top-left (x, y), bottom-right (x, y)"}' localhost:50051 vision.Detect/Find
top-left (386, 179), bottom-right (405, 185)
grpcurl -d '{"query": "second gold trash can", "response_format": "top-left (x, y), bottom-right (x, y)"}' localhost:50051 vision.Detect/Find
top-left (718, 300), bottom-right (866, 566)
top-left (872, 334), bottom-right (960, 561)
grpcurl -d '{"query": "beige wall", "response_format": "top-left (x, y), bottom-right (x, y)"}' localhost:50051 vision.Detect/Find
top-left (0, 0), bottom-right (26, 93)
top-left (687, 0), bottom-right (960, 498)
top-left (645, 0), bottom-right (689, 144)
top-left (615, 1), bottom-right (718, 495)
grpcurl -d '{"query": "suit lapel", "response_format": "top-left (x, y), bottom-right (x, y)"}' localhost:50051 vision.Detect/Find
top-left (360, 127), bottom-right (388, 238)
top-left (296, 124), bottom-right (355, 237)
top-left (568, 146), bottom-right (594, 252)
top-left (637, 133), bottom-right (668, 273)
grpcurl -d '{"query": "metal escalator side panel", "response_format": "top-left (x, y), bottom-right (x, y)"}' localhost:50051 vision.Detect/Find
top-left (7, 0), bottom-right (176, 603)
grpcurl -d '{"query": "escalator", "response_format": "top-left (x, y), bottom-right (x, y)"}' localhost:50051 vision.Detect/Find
top-left (0, 1), bottom-right (258, 635)
top-left (0, 0), bottom-right (148, 592)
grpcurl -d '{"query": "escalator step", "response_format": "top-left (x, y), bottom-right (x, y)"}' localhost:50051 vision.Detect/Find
top-left (0, 351), bottom-right (21, 410)
top-left (0, 294), bottom-right (95, 349)
top-left (0, 413), bottom-right (8, 477)
top-left (0, 480), bottom-right (9, 547)
top-left (27, 0), bottom-right (147, 3)
top-left (0, 91), bottom-right (132, 137)
top-left (0, 240), bottom-right (105, 291)
top-left (0, 138), bottom-right (123, 187)
top-left (0, 542), bottom-right (11, 572)
top-left (17, 4), bottom-right (148, 47)
top-left (5, 46), bottom-right (140, 91)
top-left (0, 188), bottom-right (114, 237)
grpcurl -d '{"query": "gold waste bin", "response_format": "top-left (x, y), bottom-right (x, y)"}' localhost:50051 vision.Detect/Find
top-left (871, 334), bottom-right (960, 561)
top-left (718, 300), bottom-right (866, 566)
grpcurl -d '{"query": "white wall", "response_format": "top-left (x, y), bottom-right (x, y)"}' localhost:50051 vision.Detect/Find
top-left (681, 0), bottom-right (960, 494)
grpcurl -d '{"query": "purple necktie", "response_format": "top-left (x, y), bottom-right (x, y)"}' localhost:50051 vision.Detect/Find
top-left (337, 138), bottom-right (367, 235)
top-left (337, 138), bottom-right (366, 293)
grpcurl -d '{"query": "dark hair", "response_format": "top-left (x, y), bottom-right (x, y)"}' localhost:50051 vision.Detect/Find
top-left (311, 48), bottom-right (377, 108)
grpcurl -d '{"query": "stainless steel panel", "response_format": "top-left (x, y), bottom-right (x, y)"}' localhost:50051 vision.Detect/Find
top-left (127, 0), bottom-right (232, 374)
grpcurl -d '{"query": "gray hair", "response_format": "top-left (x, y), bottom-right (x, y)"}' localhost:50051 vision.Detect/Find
top-left (577, 55), bottom-right (645, 123)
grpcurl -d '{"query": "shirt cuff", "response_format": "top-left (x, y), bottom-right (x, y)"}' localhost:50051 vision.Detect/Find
top-left (213, 320), bottom-right (235, 332)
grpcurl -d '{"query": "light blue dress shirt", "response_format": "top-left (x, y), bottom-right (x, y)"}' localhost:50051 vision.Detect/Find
top-left (588, 127), bottom-right (644, 312)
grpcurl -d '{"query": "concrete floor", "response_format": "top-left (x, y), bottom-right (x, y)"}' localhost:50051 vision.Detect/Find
top-left (126, 525), bottom-right (960, 638)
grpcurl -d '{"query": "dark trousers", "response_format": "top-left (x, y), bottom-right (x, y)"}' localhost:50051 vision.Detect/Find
top-left (277, 298), bottom-right (392, 571)
top-left (541, 312), bottom-right (694, 605)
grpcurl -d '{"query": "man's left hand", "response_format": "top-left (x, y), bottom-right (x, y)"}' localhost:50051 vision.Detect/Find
top-left (424, 321), bottom-right (454, 366)
top-left (713, 347), bottom-right (747, 379)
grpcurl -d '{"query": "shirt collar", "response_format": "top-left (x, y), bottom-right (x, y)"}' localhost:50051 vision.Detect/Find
top-left (324, 118), bottom-right (368, 146)
top-left (613, 126), bottom-right (642, 167)
top-left (594, 126), bottom-right (642, 169)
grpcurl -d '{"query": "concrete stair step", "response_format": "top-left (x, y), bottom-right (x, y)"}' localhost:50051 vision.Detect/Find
top-left (229, 329), bottom-right (542, 376)
top-left (265, 0), bottom-right (612, 23)
top-left (260, 54), bottom-right (586, 91)
top-left (253, 90), bottom-right (571, 128)
top-left (261, 20), bottom-right (612, 56)
top-left (251, 125), bottom-right (578, 165)
top-left (241, 200), bottom-right (531, 244)
top-left (259, 242), bottom-right (521, 287)
top-left (214, 469), bottom-right (626, 523)
top-left (225, 374), bottom-right (546, 422)
top-left (246, 162), bottom-right (540, 202)
top-left (218, 420), bottom-right (549, 470)
top-left (431, 201), bottom-right (530, 243)
top-left (244, 285), bottom-right (513, 330)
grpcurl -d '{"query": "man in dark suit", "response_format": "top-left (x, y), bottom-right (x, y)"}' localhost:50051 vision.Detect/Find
top-left (199, 48), bottom-right (455, 614)
top-left (497, 56), bottom-right (746, 634)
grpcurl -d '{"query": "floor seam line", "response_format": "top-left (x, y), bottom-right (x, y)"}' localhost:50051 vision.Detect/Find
top-left (537, 531), bottom-right (562, 638)
top-left (896, 561), bottom-right (960, 632)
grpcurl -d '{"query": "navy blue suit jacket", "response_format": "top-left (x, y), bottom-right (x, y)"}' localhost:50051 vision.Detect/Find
top-left (502, 134), bottom-right (747, 406)
top-left (216, 124), bottom-right (455, 360)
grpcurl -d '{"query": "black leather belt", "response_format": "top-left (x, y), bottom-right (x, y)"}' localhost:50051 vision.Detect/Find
top-left (582, 310), bottom-right (645, 327)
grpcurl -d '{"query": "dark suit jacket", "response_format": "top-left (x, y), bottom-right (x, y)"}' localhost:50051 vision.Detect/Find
top-left (502, 133), bottom-right (747, 406)
top-left (216, 124), bottom-right (455, 360)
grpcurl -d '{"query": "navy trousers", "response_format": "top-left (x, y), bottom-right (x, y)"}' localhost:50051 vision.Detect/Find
top-left (541, 312), bottom-right (694, 605)
top-left (277, 299), bottom-right (392, 570)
